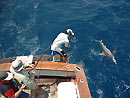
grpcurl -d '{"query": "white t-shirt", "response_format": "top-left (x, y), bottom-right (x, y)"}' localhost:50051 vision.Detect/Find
top-left (51, 33), bottom-right (69, 52)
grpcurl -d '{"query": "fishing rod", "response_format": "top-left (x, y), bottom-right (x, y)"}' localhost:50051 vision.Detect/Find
top-left (34, 32), bottom-right (73, 67)
top-left (31, 36), bottom-right (62, 70)
top-left (33, 45), bottom-right (51, 69)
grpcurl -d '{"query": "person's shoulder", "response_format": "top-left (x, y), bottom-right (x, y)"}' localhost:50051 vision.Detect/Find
top-left (60, 33), bottom-right (68, 36)
top-left (58, 33), bottom-right (66, 37)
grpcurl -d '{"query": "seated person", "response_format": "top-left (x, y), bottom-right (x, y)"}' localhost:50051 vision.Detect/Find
top-left (10, 55), bottom-right (43, 98)
top-left (0, 71), bottom-right (30, 98)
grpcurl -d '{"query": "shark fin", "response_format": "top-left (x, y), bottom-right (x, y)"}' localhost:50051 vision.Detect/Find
top-left (112, 48), bottom-right (116, 55)
top-left (99, 52), bottom-right (105, 56)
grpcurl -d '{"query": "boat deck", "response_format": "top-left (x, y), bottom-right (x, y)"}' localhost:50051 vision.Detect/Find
top-left (0, 55), bottom-right (91, 98)
top-left (30, 77), bottom-right (72, 98)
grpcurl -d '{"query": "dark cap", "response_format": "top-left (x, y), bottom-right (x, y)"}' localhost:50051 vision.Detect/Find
top-left (0, 71), bottom-right (13, 81)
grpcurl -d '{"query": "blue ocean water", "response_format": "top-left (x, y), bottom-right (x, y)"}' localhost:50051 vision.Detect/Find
top-left (0, 0), bottom-right (130, 98)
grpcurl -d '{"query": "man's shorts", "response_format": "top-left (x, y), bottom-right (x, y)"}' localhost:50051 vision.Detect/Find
top-left (17, 91), bottom-right (29, 98)
top-left (53, 51), bottom-right (67, 57)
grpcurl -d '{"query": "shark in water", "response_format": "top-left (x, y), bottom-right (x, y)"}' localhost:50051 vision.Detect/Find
top-left (95, 40), bottom-right (117, 65)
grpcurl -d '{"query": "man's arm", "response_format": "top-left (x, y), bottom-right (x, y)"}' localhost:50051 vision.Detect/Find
top-left (14, 84), bottom-right (26, 98)
top-left (65, 47), bottom-right (69, 54)
top-left (65, 41), bottom-right (70, 54)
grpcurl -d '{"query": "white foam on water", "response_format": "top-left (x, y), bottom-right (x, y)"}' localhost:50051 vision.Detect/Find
top-left (97, 89), bottom-right (104, 98)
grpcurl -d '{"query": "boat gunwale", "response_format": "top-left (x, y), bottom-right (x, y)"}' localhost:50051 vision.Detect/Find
top-left (0, 55), bottom-right (91, 98)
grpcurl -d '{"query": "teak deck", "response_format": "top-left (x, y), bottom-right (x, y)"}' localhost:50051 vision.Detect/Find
top-left (0, 55), bottom-right (91, 98)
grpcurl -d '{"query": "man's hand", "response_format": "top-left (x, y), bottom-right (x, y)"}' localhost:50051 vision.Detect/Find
top-left (67, 51), bottom-right (69, 55)
top-left (29, 64), bottom-right (35, 68)
top-left (20, 84), bottom-right (26, 91)
top-left (65, 47), bottom-right (69, 55)
top-left (31, 70), bottom-right (36, 75)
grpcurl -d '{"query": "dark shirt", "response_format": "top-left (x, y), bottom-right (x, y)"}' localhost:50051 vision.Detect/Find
top-left (0, 80), bottom-right (19, 98)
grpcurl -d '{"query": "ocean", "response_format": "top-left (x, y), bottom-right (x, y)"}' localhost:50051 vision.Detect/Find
top-left (0, 0), bottom-right (130, 98)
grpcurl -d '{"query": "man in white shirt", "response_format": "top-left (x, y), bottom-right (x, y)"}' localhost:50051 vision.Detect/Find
top-left (51, 29), bottom-right (74, 63)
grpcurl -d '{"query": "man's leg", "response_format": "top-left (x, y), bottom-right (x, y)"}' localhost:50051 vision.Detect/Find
top-left (35, 86), bottom-right (45, 98)
top-left (17, 91), bottom-right (30, 98)
top-left (60, 51), bottom-right (67, 63)
top-left (62, 56), bottom-right (67, 63)
top-left (54, 51), bottom-right (67, 63)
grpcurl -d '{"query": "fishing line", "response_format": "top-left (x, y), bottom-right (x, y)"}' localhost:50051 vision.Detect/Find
top-left (35, 38), bottom-right (68, 80)
top-left (35, 45), bottom-right (51, 75)
top-left (35, 45), bottom-right (51, 66)
top-left (35, 33), bottom-right (73, 83)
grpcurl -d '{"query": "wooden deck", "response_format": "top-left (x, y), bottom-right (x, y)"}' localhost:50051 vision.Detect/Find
top-left (0, 55), bottom-right (91, 98)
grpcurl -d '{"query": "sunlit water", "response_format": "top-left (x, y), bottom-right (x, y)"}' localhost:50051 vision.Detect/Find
top-left (0, 0), bottom-right (130, 97)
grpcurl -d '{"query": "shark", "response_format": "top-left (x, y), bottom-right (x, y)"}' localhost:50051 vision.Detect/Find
top-left (95, 40), bottom-right (117, 65)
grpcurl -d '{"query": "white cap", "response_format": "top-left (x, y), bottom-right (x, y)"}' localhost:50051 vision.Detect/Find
top-left (12, 58), bottom-right (24, 72)
top-left (66, 29), bottom-right (74, 35)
